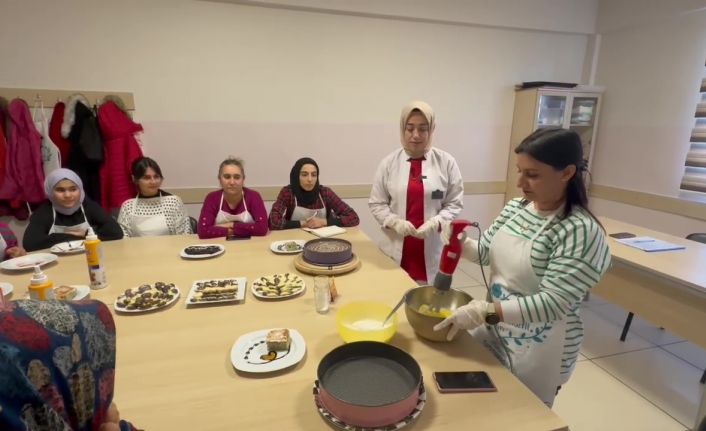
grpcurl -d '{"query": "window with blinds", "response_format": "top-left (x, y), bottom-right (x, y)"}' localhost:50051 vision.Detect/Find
top-left (680, 64), bottom-right (706, 193)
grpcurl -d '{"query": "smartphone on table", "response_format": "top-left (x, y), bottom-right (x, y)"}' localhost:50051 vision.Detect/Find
top-left (433, 371), bottom-right (497, 393)
top-left (226, 235), bottom-right (251, 241)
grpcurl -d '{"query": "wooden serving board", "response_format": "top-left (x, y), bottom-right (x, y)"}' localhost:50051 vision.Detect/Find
top-left (293, 253), bottom-right (361, 276)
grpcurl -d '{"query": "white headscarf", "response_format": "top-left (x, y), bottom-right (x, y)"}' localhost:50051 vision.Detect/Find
top-left (400, 100), bottom-right (435, 155)
top-left (44, 168), bottom-right (85, 215)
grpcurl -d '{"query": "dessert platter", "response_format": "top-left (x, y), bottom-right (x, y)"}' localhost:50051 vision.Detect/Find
top-left (186, 278), bottom-right (246, 305)
top-left (270, 240), bottom-right (306, 255)
top-left (180, 244), bottom-right (225, 259)
top-left (294, 238), bottom-right (361, 275)
top-left (230, 328), bottom-right (306, 373)
top-left (251, 273), bottom-right (305, 299)
top-left (1, 253), bottom-right (58, 271)
top-left (114, 282), bottom-right (180, 312)
top-left (54, 285), bottom-right (90, 301)
top-left (50, 240), bottom-right (86, 255)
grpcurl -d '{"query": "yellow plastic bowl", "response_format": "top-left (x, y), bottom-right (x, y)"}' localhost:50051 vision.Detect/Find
top-left (336, 301), bottom-right (398, 344)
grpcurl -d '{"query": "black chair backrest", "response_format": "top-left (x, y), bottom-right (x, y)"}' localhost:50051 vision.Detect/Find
top-left (189, 216), bottom-right (197, 234)
top-left (686, 233), bottom-right (706, 244)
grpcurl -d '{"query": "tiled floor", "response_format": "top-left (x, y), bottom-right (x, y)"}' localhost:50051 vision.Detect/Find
top-left (452, 258), bottom-right (704, 431)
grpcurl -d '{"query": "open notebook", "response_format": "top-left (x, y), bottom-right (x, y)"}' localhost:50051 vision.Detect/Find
top-left (615, 236), bottom-right (686, 252)
top-left (302, 226), bottom-right (346, 238)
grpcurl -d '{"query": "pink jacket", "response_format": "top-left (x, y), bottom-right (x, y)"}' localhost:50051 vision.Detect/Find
top-left (5, 99), bottom-right (45, 203)
top-left (98, 102), bottom-right (144, 212)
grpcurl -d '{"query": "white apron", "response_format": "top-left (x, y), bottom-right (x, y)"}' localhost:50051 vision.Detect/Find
top-left (32, 100), bottom-right (61, 176)
top-left (130, 194), bottom-right (170, 237)
top-left (470, 204), bottom-right (566, 407)
top-left (49, 206), bottom-right (91, 235)
top-left (0, 230), bottom-right (7, 258)
top-left (215, 192), bottom-right (254, 225)
top-left (290, 194), bottom-right (326, 222)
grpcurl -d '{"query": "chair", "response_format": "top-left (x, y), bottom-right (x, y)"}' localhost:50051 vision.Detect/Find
top-left (620, 232), bottom-right (706, 384)
top-left (189, 216), bottom-right (197, 233)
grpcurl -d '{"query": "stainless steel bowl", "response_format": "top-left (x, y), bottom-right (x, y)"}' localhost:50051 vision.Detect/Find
top-left (404, 286), bottom-right (473, 342)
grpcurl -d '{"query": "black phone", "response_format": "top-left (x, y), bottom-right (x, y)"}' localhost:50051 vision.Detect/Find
top-left (226, 235), bottom-right (251, 241)
top-left (609, 232), bottom-right (636, 239)
top-left (433, 371), bottom-right (497, 393)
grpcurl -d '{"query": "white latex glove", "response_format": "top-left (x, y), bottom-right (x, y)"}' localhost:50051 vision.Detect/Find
top-left (385, 217), bottom-right (417, 237)
top-left (415, 217), bottom-right (441, 238)
top-left (440, 219), bottom-right (468, 245)
top-left (433, 300), bottom-right (489, 341)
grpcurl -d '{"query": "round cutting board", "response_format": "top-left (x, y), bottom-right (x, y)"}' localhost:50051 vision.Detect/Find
top-left (294, 253), bottom-right (361, 276)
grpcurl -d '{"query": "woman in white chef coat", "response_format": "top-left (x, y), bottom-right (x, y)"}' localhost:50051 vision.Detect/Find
top-left (117, 157), bottom-right (192, 237)
top-left (369, 101), bottom-right (464, 283)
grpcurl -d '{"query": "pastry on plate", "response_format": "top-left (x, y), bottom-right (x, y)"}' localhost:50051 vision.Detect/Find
top-left (266, 328), bottom-right (291, 351)
top-left (252, 273), bottom-right (304, 298)
top-left (54, 285), bottom-right (77, 300)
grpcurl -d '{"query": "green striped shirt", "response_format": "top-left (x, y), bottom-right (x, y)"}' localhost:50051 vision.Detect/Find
top-left (473, 198), bottom-right (611, 377)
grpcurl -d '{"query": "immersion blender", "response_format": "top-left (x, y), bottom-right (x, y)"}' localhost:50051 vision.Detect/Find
top-left (429, 219), bottom-right (473, 310)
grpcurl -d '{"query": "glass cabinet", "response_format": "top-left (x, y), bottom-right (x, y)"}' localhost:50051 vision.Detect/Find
top-left (505, 87), bottom-right (603, 201)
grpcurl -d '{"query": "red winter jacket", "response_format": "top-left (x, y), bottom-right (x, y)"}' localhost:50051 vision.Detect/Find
top-left (98, 102), bottom-right (144, 212)
top-left (7, 99), bottom-right (45, 203)
top-left (49, 102), bottom-right (72, 166)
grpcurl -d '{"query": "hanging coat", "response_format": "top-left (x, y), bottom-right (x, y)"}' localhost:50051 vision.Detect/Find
top-left (6, 99), bottom-right (45, 204)
top-left (0, 108), bottom-right (8, 190)
top-left (98, 101), bottom-right (144, 212)
top-left (33, 100), bottom-right (61, 176)
top-left (49, 101), bottom-right (72, 166)
top-left (63, 95), bottom-right (103, 202)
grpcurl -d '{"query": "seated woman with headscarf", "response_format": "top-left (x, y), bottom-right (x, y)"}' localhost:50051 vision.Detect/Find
top-left (0, 299), bottom-right (138, 431)
top-left (117, 157), bottom-right (192, 237)
top-left (269, 157), bottom-right (360, 230)
top-left (197, 157), bottom-right (268, 239)
top-left (23, 168), bottom-right (124, 252)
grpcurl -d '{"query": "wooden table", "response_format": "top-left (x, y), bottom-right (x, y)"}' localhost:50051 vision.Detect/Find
top-left (1, 229), bottom-right (567, 431)
top-left (597, 218), bottom-right (706, 429)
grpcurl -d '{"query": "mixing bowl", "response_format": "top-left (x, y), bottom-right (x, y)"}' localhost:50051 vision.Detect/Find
top-left (404, 286), bottom-right (473, 342)
top-left (336, 301), bottom-right (398, 343)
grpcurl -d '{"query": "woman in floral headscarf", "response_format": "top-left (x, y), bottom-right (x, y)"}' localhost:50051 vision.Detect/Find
top-left (0, 299), bottom-right (138, 431)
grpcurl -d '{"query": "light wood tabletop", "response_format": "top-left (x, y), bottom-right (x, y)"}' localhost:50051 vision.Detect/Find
top-left (1, 228), bottom-right (567, 431)
top-left (601, 217), bottom-right (706, 295)
top-left (597, 218), bottom-right (706, 429)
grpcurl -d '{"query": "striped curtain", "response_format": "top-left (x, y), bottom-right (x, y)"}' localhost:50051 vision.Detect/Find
top-left (680, 66), bottom-right (706, 193)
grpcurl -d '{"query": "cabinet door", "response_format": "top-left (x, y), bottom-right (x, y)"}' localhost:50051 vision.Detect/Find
top-left (570, 97), bottom-right (598, 126)
top-left (568, 96), bottom-right (600, 167)
top-left (536, 94), bottom-right (567, 127)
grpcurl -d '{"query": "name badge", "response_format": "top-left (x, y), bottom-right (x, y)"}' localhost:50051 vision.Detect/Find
top-left (431, 190), bottom-right (444, 200)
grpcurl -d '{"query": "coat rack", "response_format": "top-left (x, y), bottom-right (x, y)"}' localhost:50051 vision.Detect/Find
top-left (0, 87), bottom-right (135, 110)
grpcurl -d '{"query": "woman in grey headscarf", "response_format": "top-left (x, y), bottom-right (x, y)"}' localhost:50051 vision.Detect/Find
top-left (23, 168), bottom-right (123, 251)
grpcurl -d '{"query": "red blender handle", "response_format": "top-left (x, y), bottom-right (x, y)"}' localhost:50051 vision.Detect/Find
top-left (434, 219), bottom-right (473, 291)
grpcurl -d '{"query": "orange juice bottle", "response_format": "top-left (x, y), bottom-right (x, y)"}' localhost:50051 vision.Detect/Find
top-left (28, 265), bottom-right (54, 300)
top-left (85, 228), bottom-right (107, 289)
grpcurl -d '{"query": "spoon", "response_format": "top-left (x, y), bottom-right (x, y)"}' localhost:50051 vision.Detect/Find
top-left (382, 288), bottom-right (412, 326)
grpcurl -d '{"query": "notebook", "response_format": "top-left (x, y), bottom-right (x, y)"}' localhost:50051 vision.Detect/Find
top-left (615, 236), bottom-right (686, 252)
top-left (302, 226), bottom-right (346, 238)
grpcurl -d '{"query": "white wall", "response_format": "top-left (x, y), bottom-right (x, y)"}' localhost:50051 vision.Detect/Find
top-left (0, 0), bottom-right (590, 187)
top-left (209, 0), bottom-right (598, 34)
top-left (0, 0), bottom-right (593, 242)
top-left (590, 0), bottom-right (706, 234)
